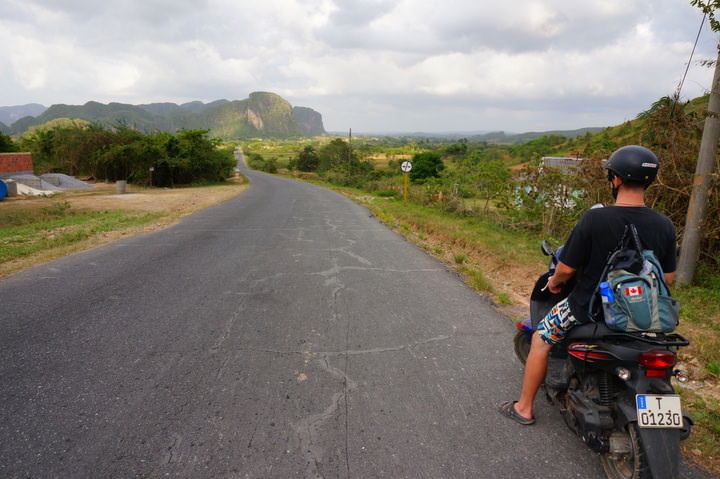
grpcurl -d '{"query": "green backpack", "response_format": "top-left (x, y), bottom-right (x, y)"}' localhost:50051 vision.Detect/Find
top-left (592, 224), bottom-right (679, 333)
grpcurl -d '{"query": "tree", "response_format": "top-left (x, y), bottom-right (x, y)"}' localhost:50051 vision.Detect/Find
top-left (409, 152), bottom-right (444, 182)
top-left (0, 132), bottom-right (17, 152)
top-left (317, 138), bottom-right (351, 172)
top-left (471, 155), bottom-right (510, 212)
top-left (296, 145), bottom-right (319, 171)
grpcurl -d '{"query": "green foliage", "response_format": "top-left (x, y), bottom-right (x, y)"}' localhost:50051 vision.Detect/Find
top-left (296, 145), bottom-right (319, 172)
top-left (508, 134), bottom-right (568, 164)
top-left (691, 0), bottom-right (720, 31)
top-left (318, 138), bottom-right (352, 172)
top-left (0, 132), bottom-right (17, 152)
top-left (246, 153), bottom-right (278, 173)
top-left (454, 152), bottom-right (511, 212)
top-left (410, 152), bottom-right (445, 182)
top-left (19, 123), bottom-right (234, 186)
top-left (444, 140), bottom-right (468, 156)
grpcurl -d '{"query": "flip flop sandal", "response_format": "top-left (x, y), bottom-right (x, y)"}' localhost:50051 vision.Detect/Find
top-left (499, 401), bottom-right (535, 425)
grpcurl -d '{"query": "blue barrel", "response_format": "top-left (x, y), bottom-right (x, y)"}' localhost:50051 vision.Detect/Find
top-left (0, 179), bottom-right (7, 200)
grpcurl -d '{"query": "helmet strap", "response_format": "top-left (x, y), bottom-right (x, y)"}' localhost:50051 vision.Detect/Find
top-left (609, 174), bottom-right (621, 200)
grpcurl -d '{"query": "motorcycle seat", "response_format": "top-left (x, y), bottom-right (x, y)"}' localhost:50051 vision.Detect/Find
top-left (566, 321), bottom-right (617, 340)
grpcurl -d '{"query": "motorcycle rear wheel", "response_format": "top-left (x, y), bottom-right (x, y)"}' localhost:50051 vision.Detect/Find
top-left (513, 330), bottom-right (530, 365)
top-left (600, 423), bottom-right (651, 479)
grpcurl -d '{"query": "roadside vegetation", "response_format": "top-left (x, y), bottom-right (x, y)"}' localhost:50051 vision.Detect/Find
top-left (4, 122), bottom-right (235, 186)
top-left (243, 93), bottom-right (719, 473)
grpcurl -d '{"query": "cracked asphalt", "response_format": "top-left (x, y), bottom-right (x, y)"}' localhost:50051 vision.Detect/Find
top-left (0, 155), bottom-right (710, 478)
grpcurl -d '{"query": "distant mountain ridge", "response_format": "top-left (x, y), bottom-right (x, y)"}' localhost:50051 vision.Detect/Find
top-left (0, 103), bottom-right (47, 126)
top-left (339, 127), bottom-right (604, 144)
top-left (4, 93), bottom-right (326, 139)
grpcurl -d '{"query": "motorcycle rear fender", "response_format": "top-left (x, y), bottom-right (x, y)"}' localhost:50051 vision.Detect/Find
top-left (614, 392), bottom-right (637, 427)
top-left (638, 427), bottom-right (681, 479)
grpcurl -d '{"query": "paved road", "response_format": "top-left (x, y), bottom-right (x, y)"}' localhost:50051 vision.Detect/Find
top-left (0, 153), bottom-right (709, 478)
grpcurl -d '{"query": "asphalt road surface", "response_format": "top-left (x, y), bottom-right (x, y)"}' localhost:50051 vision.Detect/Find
top-left (0, 153), bottom-right (710, 478)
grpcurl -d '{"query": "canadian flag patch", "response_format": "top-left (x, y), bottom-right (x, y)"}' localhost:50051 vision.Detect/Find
top-left (625, 286), bottom-right (643, 296)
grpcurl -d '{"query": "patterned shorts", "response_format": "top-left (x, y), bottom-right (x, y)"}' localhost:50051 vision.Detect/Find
top-left (537, 297), bottom-right (581, 346)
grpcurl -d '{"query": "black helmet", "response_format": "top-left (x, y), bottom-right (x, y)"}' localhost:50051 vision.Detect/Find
top-left (604, 145), bottom-right (659, 187)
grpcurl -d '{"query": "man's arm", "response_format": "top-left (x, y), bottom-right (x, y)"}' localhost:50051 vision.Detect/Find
top-left (548, 262), bottom-right (577, 294)
top-left (665, 272), bottom-right (676, 284)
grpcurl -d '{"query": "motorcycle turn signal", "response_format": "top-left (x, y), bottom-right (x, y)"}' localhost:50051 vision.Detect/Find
top-left (674, 369), bottom-right (690, 383)
top-left (615, 367), bottom-right (632, 381)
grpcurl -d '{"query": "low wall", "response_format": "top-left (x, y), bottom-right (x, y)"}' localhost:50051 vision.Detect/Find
top-left (0, 152), bottom-right (34, 176)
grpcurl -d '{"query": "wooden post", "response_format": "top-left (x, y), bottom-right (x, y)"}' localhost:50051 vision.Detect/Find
top-left (676, 46), bottom-right (720, 284)
top-left (403, 172), bottom-right (409, 202)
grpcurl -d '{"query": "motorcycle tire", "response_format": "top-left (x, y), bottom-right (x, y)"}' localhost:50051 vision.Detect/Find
top-left (513, 330), bottom-right (530, 365)
top-left (600, 423), bottom-right (651, 479)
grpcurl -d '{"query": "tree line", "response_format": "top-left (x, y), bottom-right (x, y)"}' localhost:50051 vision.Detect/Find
top-left (1, 123), bottom-right (235, 187)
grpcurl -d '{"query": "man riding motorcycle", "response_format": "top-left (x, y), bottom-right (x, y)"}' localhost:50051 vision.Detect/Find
top-left (499, 145), bottom-right (677, 425)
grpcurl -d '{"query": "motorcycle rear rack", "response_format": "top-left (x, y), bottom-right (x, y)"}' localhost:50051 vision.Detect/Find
top-left (601, 332), bottom-right (689, 347)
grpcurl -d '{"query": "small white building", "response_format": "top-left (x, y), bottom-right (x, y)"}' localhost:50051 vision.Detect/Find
top-left (541, 156), bottom-right (584, 174)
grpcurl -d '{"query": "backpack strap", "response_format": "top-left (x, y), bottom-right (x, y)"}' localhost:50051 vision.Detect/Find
top-left (629, 224), bottom-right (644, 253)
top-left (588, 225), bottom-right (631, 320)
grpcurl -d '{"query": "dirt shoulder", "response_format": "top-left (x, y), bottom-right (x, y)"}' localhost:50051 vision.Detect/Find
top-left (0, 177), bottom-right (248, 278)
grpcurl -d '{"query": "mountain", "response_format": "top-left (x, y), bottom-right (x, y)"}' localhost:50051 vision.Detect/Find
top-left (137, 99), bottom-right (231, 116)
top-left (0, 121), bottom-right (9, 134)
top-left (466, 128), bottom-right (605, 144)
top-left (0, 103), bottom-right (47, 126)
top-left (292, 107), bottom-right (325, 136)
top-left (8, 93), bottom-right (325, 139)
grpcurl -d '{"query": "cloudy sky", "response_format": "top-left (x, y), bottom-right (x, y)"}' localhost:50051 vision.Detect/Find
top-left (1, 0), bottom-right (718, 133)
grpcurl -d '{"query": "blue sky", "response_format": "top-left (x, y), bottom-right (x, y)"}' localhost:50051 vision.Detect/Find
top-left (0, 0), bottom-right (717, 133)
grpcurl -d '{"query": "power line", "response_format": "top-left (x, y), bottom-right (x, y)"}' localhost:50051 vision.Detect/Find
top-left (672, 11), bottom-right (707, 115)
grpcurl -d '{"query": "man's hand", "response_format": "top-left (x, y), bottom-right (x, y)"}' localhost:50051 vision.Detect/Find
top-left (546, 276), bottom-right (563, 294)
top-left (546, 261), bottom-right (577, 294)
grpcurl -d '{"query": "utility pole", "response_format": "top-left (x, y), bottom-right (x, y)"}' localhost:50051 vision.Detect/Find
top-left (348, 128), bottom-right (352, 179)
top-left (676, 46), bottom-right (720, 284)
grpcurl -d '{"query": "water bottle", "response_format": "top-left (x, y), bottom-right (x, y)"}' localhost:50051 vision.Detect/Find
top-left (600, 281), bottom-right (617, 326)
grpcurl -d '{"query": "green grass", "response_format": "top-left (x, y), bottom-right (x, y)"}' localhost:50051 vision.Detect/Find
top-left (453, 253), bottom-right (468, 264)
top-left (0, 204), bottom-right (164, 263)
top-left (457, 265), bottom-right (495, 293)
top-left (368, 196), bottom-right (547, 268)
top-left (674, 284), bottom-right (720, 371)
top-left (497, 293), bottom-right (513, 305)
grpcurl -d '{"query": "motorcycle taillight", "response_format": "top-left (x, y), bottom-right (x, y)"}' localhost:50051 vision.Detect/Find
top-left (639, 350), bottom-right (676, 377)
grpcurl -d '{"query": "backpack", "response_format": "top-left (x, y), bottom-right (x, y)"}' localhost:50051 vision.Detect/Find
top-left (591, 224), bottom-right (679, 333)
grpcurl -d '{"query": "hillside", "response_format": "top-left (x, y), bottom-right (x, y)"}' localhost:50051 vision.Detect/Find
top-left (7, 92), bottom-right (326, 139)
top-left (476, 127), bottom-right (605, 145)
top-left (542, 94), bottom-right (711, 159)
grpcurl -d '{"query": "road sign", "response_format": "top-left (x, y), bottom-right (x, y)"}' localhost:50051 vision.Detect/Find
top-left (401, 161), bottom-right (412, 173)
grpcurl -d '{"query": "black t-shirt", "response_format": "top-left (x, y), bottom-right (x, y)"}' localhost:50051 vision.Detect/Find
top-left (559, 206), bottom-right (676, 323)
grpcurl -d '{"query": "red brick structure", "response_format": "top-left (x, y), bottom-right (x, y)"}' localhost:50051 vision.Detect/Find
top-left (0, 152), bottom-right (34, 175)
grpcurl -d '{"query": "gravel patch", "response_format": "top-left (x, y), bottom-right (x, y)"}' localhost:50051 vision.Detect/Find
top-left (40, 174), bottom-right (95, 189)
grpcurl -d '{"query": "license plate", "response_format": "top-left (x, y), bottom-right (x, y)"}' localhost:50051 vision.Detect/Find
top-left (636, 395), bottom-right (683, 428)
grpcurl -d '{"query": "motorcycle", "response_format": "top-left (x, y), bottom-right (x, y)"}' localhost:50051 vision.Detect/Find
top-left (513, 240), bottom-right (693, 479)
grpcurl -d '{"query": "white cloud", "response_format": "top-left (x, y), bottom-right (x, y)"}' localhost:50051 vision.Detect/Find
top-left (0, 0), bottom-right (716, 132)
